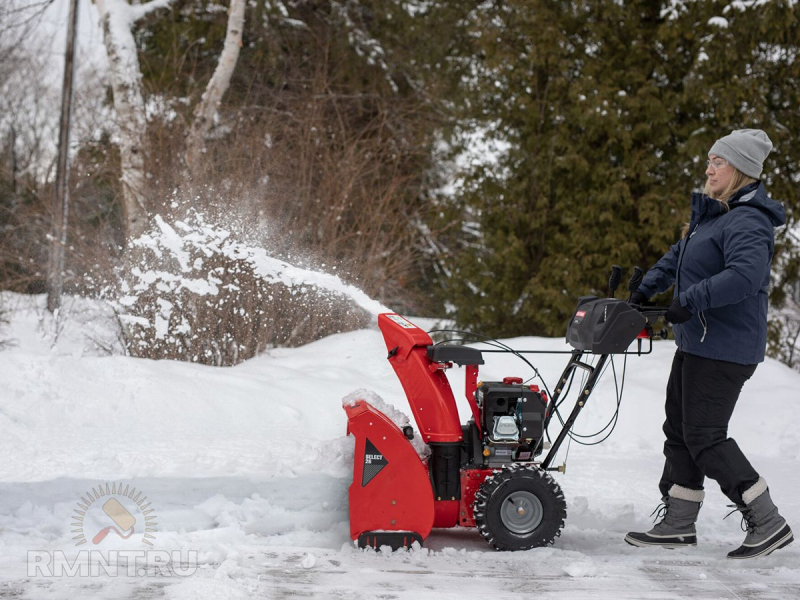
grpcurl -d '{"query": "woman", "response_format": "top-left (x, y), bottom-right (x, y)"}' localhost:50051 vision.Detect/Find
top-left (624, 129), bottom-right (793, 559)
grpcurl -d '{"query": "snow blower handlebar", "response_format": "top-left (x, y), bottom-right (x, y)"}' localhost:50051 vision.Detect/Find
top-left (608, 264), bottom-right (623, 297)
top-left (539, 293), bottom-right (668, 469)
top-left (627, 266), bottom-right (644, 301)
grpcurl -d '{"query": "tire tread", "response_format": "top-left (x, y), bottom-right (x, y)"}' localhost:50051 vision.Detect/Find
top-left (473, 464), bottom-right (566, 551)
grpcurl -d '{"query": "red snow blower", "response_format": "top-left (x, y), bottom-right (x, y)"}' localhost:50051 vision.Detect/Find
top-left (343, 266), bottom-right (669, 551)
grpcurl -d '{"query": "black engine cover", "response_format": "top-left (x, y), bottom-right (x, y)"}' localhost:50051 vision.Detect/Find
top-left (478, 382), bottom-right (546, 443)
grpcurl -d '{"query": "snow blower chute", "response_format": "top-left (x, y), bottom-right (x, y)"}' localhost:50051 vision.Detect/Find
top-left (343, 266), bottom-right (668, 551)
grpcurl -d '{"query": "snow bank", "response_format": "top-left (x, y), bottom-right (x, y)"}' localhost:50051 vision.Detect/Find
top-left (1, 297), bottom-right (799, 598)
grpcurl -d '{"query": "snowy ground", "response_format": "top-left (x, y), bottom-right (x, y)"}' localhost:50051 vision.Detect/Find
top-left (1, 292), bottom-right (799, 599)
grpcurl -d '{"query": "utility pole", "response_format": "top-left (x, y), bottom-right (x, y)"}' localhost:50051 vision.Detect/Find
top-left (46, 0), bottom-right (80, 313)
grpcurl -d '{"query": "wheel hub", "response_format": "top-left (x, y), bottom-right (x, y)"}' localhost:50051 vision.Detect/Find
top-left (501, 491), bottom-right (543, 534)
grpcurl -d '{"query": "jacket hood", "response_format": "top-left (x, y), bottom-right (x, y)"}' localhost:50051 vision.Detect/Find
top-left (690, 182), bottom-right (786, 227)
top-left (728, 182), bottom-right (786, 226)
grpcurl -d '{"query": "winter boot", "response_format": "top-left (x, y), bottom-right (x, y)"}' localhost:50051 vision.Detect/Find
top-left (625, 485), bottom-right (703, 548)
top-left (727, 478), bottom-right (793, 559)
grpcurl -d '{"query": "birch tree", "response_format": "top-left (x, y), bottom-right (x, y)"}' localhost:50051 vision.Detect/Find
top-left (185, 0), bottom-right (245, 172)
top-left (94, 0), bottom-right (172, 243)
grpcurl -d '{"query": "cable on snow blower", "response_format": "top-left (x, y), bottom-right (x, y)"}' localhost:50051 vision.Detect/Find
top-left (343, 267), bottom-right (669, 551)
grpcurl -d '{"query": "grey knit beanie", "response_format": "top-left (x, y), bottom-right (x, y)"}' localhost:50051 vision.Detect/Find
top-left (708, 129), bottom-right (772, 178)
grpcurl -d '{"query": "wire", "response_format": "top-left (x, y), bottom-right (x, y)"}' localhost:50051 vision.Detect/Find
top-left (427, 329), bottom-right (555, 400)
top-left (561, 353), bottom-right (628, 446)
top-left (566, 357), bottom-right (615, 439)
top-left (428, 327), bottom-right (630, 448)
top-left (429, 328), bottom-right (571, 454)
top-left (528, 349), bottom-right (628, 452)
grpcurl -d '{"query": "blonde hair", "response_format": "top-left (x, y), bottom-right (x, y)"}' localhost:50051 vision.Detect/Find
top-left (704, 168), bottom-right (757, 203)
top-left (681, 167), bottom-right (758, 237)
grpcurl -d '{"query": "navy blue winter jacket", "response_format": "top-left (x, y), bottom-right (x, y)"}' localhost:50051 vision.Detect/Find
top-left (638, 182), bottom-right (786, 365)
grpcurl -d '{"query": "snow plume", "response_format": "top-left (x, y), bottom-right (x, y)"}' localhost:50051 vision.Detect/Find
top-left (109, 210), bottom-right (387, 365)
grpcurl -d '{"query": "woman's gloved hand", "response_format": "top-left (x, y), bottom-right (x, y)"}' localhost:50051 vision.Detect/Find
top-left (665, 298), bottom-right (693, 324)
top-left (629, 290), bottom-right (649, 306)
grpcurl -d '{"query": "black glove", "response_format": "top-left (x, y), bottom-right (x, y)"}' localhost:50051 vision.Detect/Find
top-left (665, 297), bottom-right (692, 324)
top-left (629, 290), bottom-right (649, 306)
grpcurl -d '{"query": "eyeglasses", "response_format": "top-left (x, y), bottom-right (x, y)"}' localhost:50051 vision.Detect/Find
top-left (706, 158), bottom-right (730, 170)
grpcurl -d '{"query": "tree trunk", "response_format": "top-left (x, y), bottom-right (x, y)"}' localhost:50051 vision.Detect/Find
top-left (185, 0), bottom-right (245, 172)
top-left (95, 0), bottom-right (161, 243)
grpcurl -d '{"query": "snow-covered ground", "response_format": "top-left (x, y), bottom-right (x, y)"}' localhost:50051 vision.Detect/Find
top-left (1, 292), bottom-right (799, 599)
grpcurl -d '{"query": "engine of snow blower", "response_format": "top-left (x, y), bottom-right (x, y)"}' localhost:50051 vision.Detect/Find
top-left (343, 286), bottom-right (666, 552)
top-left (473, 379), bottom-right (547, 467)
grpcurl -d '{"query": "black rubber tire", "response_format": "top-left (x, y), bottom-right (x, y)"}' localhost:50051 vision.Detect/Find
top-left (473, 464), bottom-right (567, 551)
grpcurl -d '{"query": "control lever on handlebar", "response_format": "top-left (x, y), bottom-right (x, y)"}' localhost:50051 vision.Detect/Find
top-left (638, 306), bottom-right (670, 320)
top-left (608, 265), bottom-right (622, 297)
top-left (627, 266), bottom-right (643, 302)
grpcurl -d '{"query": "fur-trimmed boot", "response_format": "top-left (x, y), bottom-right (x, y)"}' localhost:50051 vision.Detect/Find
top-left (727, 478), bottom-right (793, 559)
top-left (625, 485), bottom-right (704, 548)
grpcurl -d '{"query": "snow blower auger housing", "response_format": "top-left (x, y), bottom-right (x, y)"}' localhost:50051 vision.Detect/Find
top-left (344, 269), bottom-right (667, 551)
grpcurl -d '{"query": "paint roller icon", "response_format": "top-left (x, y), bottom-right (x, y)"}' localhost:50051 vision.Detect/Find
top-left (92, 498), bottom-right (136, 544)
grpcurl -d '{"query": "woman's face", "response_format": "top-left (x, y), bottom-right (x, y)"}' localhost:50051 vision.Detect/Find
top-left (705, 154), bottom-right (733, 197)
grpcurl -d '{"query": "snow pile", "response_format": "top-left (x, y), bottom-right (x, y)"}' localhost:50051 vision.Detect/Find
top-left (342, 388), bottom-right (430, 457)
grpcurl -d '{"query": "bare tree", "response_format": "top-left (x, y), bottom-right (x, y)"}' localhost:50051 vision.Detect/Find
top-left (0, 1), bottom-right (55, 65)
top-left (94, 0), bottom-right (172, 242)
top-left (185, 0), bottom-right (245, 173)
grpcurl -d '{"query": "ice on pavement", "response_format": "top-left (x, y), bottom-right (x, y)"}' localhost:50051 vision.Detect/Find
top-left (1, 292), bottom-right (799, 599)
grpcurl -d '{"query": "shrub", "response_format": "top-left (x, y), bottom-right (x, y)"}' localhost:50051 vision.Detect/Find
top-left (107, 210), bottom-right (374, 365)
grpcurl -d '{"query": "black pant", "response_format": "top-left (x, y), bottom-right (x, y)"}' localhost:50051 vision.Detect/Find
top-left (659, 350), bottom-right (759, 505)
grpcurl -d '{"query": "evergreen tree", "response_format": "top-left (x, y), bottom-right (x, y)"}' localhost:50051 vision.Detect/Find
top-left (438, 0), bottom-right (800, 338)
